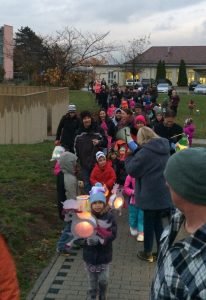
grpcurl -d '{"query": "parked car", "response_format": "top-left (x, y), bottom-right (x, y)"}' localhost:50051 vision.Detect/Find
top-left (189, 81), bottom-right (200, 91)
top-left (194, 84), bottom-right (206, 94)
top-left (156, 78), bottom-right (172, 86)
top-left (141, 78), bottom-right (155, 89)
top-left (125, 79), bottom-right (139, 87)
top-left (157, 83), bottom-right (172, 93)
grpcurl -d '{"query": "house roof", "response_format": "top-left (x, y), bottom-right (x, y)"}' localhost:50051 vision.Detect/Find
top-left (137, 46), bottom-right (206, 65)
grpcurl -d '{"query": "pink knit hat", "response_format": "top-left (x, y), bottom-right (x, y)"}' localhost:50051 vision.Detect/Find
top-left (135, 115), bottom-right (146, 125)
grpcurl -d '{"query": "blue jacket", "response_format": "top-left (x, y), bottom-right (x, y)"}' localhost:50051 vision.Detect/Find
top-left (83, 209), bottom-right (117, 265)
top-left (125, 138), bottom-right (173, 210)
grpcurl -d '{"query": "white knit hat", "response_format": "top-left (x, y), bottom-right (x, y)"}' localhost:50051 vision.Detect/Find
top-left (96, 151), bottom-right (106, 161)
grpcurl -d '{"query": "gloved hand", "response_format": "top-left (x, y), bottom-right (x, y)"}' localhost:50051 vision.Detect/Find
top-left (87, 236), bottom-right (99, 246)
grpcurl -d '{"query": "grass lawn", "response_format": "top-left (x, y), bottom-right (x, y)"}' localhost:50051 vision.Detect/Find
top-left (1, 89), bottom-right (205, 299)
top-left (0, 142), bottom-right (62, 299)
top-left (158, 93), bottom-right (206, 138)
top-left (69, 90), bottom-right (99, 112)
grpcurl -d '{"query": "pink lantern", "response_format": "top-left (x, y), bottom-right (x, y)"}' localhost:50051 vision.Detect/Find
top-left (72, 213), bottom-right (97, 238)
top-left (73, 221), bottom-right (94, 238)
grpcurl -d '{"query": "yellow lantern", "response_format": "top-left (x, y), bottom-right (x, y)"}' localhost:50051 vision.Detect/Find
top-left (76, 211), bottom-right (92, 220)
top-left (76, 195), bottom-right (89, 211)
top-left (113, 197), bottom-right (124, 209)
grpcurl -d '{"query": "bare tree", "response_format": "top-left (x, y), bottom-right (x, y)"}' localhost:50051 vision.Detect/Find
top-left (123, 35), bottom-right (150, 82)
top-left (42, 27), bottom-right (116, 79)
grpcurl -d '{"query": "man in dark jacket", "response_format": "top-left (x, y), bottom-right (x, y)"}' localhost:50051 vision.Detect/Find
top-left (74, 111), bottom-right (108, 194)
top-left (55, 104), bottom-right (80, 152)
top-left (154, 109), bottom-right (183, 155)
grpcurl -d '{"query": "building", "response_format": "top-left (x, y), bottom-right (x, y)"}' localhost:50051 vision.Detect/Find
top-left (93, 46), bottom-right (206, 86)
top-left (0, 24), bottom-right (13, 79)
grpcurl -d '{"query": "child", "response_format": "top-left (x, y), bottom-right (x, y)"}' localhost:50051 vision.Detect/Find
top-left (56, 151), bottom-right (78, 254)
top-left (183, 118), bottom-right (195, 147)
top-left (188, 99), bottom-right (195, 114)
top-left (83, 183), bottom-right (117, 300)
top-left (123, 175), bottom-right (144, 241)
top-left (90, 151), bottom-right (116, 196)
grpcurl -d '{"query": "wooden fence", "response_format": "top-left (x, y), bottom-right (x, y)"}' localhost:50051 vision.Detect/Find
top-left (0, 86), bottom-right (69, 144)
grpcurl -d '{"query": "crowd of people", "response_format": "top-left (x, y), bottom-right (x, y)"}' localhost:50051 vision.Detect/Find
top-left (51, 80), bottom-right (202, 299)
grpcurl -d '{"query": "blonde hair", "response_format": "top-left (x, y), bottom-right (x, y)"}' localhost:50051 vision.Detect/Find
top-left (137, 126), bottom-right (160, 145)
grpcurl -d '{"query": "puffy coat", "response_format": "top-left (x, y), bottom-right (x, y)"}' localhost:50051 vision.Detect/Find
top-left (74, 122), bottom-right (108, 172)
top-left (83, 209), bottom-right (117, 265)
top-left (90, 161), bottom-right (116, 190)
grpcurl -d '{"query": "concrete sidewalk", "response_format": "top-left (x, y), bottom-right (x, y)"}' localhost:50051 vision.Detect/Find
top-left (27, 211), bottom-right (155, 300)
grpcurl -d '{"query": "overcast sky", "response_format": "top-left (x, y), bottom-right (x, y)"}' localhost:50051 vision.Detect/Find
top-left (2, 0), bottom-right (206, 47)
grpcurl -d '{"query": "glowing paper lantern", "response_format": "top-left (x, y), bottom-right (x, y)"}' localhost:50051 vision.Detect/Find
top-left (76, 195), bottom-right (89, 211)
top-left (113, 197), bottom-right (124, 209)
top-left (76, 211), bottom-right (92, 220)
top-left (73, 221), bottom-right (95, 238)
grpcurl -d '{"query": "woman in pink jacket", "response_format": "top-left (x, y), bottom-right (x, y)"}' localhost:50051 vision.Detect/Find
top-left (123, 175), bottom-right (144, 242)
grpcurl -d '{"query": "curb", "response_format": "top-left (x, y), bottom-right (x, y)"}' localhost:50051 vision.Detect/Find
top-left (26, 253), bottom-right (59, 300)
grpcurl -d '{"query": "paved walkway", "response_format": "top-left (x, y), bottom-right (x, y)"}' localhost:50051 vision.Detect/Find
top-left (27, 211), bottom-right (155, 300)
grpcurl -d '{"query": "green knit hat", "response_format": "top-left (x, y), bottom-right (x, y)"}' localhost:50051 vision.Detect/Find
top-left (164, 147), bottom-right (206, 205)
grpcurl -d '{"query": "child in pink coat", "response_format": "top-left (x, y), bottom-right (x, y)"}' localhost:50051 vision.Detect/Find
top-left (183, 118), bottom-right (195, 147)
top-left (123, 175), bottom-right (144, 242)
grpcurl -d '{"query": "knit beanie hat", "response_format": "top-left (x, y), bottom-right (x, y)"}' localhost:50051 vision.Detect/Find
top-left (68, 104), bottom-right (76, 112)
top-left (164, 147), bottom-right (206, 205)
top-left (89, 183), bottom-right (106, 204)
top-left (96, 151), bottom-right (106, 161)
top-left (135, 115), bottom-right (146, 125)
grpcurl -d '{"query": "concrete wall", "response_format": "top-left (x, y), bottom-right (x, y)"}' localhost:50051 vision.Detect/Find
top-left (0, 86), bottom-right (69, 144)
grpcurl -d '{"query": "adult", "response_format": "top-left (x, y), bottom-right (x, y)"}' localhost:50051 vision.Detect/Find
top-left (74, 111), bottom-right (108, 194)
top-left (0, 234), bottom-right (20, 299)
top-left (97, 108), bottom-right (116, 152)
top-left (125, 126), bottom-right (173, 262)
top-left (111, 108), bottom-right (122, 127)
top-left (154, 109), bottom-right (183, 155)
top-left (169, 89), bottom-right (180, 115)
top-left (98, 85), bottom-right (109, 110)
top-left (55, 104), bottom-right (80, 152)
top-left (151, 147), bottom-right (206, 300)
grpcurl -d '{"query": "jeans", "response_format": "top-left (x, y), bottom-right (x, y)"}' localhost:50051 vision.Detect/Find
top-left (57, 222), bottom-right (73, 251)
top-left (81, 168), bottom-right (92, 195)
top-left (86, 264), bottom-right (109, 300)
top-left (128, 205), bottom-right (144, 232)
top-left (143, 210), bottom-right (165, 254)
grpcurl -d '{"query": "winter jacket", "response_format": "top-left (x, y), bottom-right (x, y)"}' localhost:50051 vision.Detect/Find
top-left (59, 152), bottom-right (78, 199)
top-left (56, 114), bottom-right (80, 152)
top-left (74, 122), bottom-right (108, 172)
top-left (0, 235), bottom-right (20, 300)
top-left (125, 138), bottom-right (173, 210)
top-left (123, 175), bottom-right (135, 205)
top-left (90, 161), bottom-right (116, 190)
top-left (154, 122), bottom-right (183, 154)
top-left (183, 124), bottom-right (195, 146)
top-left (83, 209), bottom-right (117, 265)
top-left (98, 118), bottom-right (116, 140)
